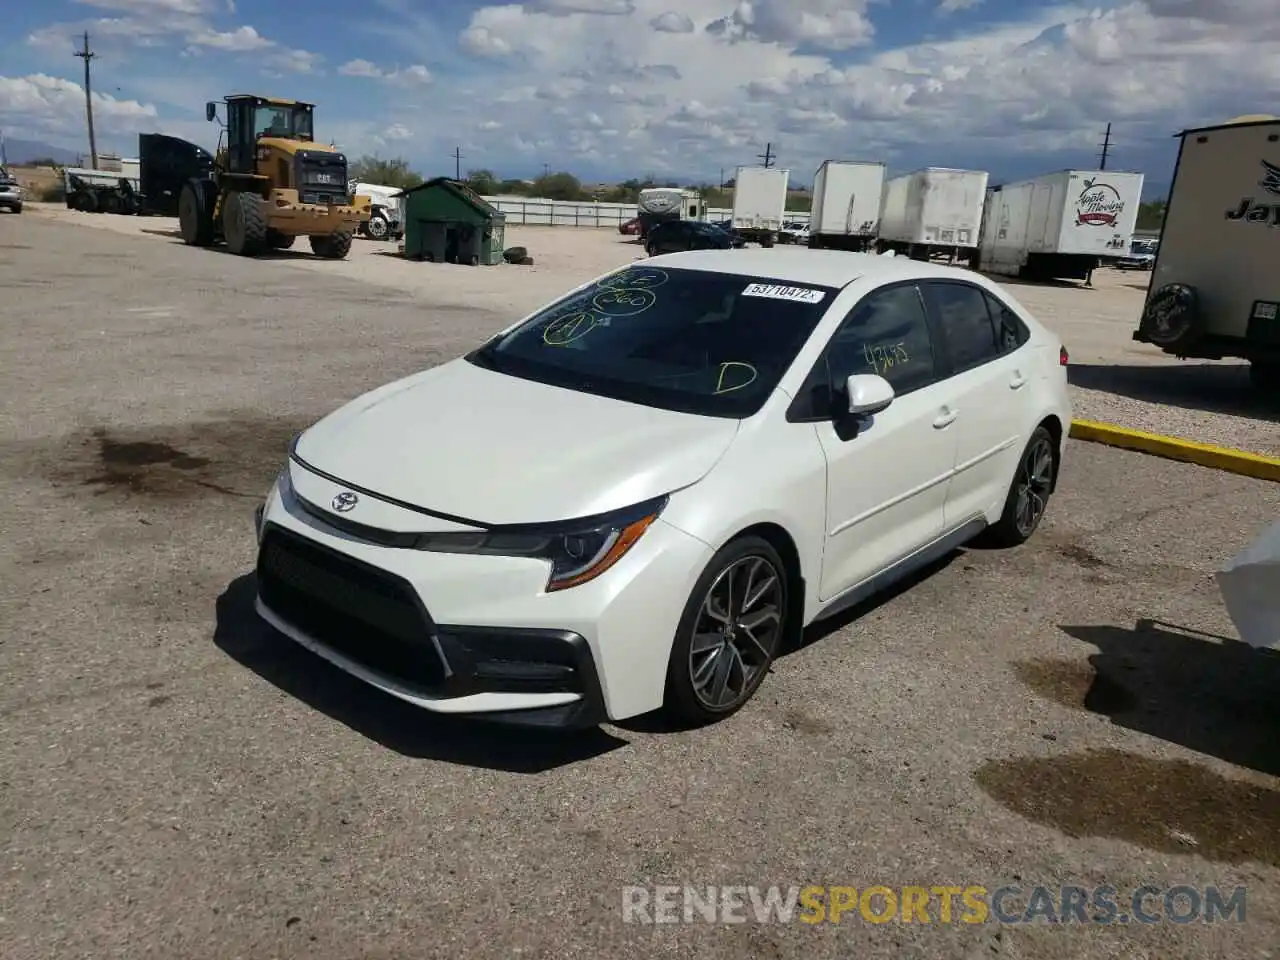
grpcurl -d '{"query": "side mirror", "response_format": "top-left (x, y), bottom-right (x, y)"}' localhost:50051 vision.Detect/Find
top-left (845, 373), bottom-right (894, 416)
top-left (205, 101), bottom-right (217, 123)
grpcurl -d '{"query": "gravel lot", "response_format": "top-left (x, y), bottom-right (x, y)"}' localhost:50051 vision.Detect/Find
top-left (1, 214), bottom-right (1278, 960)
top-left (26, 201), bottom-right (1280, 456)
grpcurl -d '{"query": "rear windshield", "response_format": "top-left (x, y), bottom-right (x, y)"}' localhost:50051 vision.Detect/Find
top-left (468, 265), bottom-right (838, 418)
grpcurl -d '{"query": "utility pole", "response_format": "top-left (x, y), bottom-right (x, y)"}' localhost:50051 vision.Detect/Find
top-left (450, 146), bottom-right (464, 180)
top-left (757, 142), bottom-right (775, 168)
top-left (75, 31), bottom-right (99, 170)
top-left (1097, 122), bottom-right (1113, 170)
top-left (542, 162), bottom-right (549, 179)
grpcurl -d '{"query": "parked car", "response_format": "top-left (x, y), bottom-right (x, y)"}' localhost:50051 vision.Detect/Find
top-left (0, 170), bottom-right (23, 214)
top-left (619, 217), bottom-right (641, 236)
top-left (779, 220), bottom-right (809, 244)
top-left (1114, 238), bottom-right (1158, 271)
top-left (646, 219), bottom-right (742, 255)
top-left (252, 249), bottom-right (1071, 730)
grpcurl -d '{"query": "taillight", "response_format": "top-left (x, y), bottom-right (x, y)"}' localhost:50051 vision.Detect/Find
top-left (1060, 345), bottom-right (1069, 366)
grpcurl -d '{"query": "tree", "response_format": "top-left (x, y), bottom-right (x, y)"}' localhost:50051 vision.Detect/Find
top-left (1136, 200), bottom-right (1167, 231)
top-left (496, 178), bottom-right (531, 195)
top-left (465, 168), bottom-right (499, 195)
top-left (533, 170), bottom-right (586, 201)
top-left (348, 155), bottom-right (423, 190)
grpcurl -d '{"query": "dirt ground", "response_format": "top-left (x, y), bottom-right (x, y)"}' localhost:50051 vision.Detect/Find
top-left (1, 212), bottom-right (1277, 960)
top-left (22, 200), bottom-right (1280, 456)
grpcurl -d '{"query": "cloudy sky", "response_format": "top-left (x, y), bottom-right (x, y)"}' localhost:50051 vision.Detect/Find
top-left (1, 0), bottom-right (1275, 193)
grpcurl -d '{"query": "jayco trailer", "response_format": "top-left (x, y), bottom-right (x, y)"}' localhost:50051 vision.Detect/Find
top-left (636, 187), bottom-right (702, 239)
top-left (807, 160), bottom-right (885, 251)
top-left (1131, 114), bottom-right (1280, 391)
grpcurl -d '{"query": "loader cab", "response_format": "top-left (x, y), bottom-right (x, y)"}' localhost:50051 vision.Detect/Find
top-left (207, 95), bottom-right (315, 175)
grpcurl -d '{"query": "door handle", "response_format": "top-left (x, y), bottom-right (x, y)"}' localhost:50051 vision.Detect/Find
top-left (1009, 372), bottom-right (1027, 389)
top-left (933, 408), bottom-right (958, 429)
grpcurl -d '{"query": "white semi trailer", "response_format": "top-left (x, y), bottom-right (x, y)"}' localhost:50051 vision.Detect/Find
top-left (978, 169), bottom-right (1144, 281)
top-left (807, 160), bottom-right (886, 252)
top-left (875, 167), bottom-right (988, 261)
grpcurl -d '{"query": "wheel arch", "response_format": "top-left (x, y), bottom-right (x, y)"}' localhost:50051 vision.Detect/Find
top-left (718, 521), bottom-right (807, 650)
top-left (1036, 414), bottom-right (1064, 493)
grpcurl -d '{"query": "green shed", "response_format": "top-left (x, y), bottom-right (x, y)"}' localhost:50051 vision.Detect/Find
top-left (398, 177), bottom-right (506, 265)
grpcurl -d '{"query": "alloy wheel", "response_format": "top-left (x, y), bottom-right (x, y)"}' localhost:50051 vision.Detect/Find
top-left (1014, 436), bottom-right (1054, 537)
top-left (688, 555), bottom-right (784, 711)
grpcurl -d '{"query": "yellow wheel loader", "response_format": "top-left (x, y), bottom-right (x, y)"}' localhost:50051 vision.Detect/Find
top-left (176, 94), bottom-right (371, 258)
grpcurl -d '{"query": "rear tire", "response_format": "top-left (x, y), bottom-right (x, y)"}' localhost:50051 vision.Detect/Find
top-left (178, 180), bottom-right (215, 246)
top-left (979, 426), bottom-right (1057, 548)
top-left (309, 231), bottom-right (353, 259)
top-left (222, 190), bottom-right (267, 256)
top-left (663, 536), bottom-right (790, 726)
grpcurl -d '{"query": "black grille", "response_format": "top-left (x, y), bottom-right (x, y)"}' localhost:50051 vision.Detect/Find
top-left (257, 526), bottom-right (446, 688)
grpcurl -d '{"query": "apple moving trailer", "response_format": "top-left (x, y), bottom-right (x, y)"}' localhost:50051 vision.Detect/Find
top-left (636, 187), bottom-right (703, 240)
top-left (1131, 114), bottom-right (1280, 392)
top-left (978, 170), bottom-right (1144, 281)
top-left (731, 166), bottom-right (789, 247)
top-left (807, 160), bottom-right (886, 252)
top-left (875, 167), bottom-right (988, 261)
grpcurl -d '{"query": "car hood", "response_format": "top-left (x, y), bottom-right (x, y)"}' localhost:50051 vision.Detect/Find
top-left (293, 358), bottom-right (740, 526)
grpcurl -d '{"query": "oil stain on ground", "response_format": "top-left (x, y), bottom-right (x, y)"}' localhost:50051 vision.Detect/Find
top-left (40, 414), bottom-right (313, 503)
top-left (1012, 658), bottom-right (1138, 715)
top-left (975, 749), bottom-right (1280, 867)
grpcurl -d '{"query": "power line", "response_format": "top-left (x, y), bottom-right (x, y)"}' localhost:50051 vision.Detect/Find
top-left (1097, 122), bottom-right (1113, 171)
top-left (75, 31), bottom-right (99, 170)
top-left (450, 146), bottom-right (464, 180)
top-left (757, 142), bottom-right (775, 168)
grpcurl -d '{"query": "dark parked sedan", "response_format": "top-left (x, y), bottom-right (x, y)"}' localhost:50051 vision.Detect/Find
top-left (645, 220), bottom-right (743, 256)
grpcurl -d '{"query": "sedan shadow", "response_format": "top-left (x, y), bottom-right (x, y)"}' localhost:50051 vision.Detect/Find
top-left (1067, 361), bottom-right (1280, 424)
top-left (213, 574), bottom-right (628, 771)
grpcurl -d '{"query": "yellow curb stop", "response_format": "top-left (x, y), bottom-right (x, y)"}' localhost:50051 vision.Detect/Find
top-left (1069, 419), bottom-right (1280, 482)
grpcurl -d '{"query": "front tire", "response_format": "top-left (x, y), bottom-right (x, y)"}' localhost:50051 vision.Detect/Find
top-left (309, 231), bottom-right (353, 259)
top-left (366, 211), bottom-right (389, 240)
top-left (663, 536), bottom-right (789, 726)
top-left (222, 190), bottom-right (267, 256)
top-left (981, 426), bottom-right (1057, 547)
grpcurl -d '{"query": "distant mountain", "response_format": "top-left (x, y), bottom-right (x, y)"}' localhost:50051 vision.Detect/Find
top-left (1, 138), bottom-right (82, 166)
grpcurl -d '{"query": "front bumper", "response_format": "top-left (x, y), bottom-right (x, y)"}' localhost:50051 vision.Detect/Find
top-left (268, 190), bottom-right (371, 231)
top-left (250, 463), bottom-right (711, 728)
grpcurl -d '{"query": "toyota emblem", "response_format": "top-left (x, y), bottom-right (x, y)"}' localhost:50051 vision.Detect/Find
top-left (331, 491), bottom-right (359, 512)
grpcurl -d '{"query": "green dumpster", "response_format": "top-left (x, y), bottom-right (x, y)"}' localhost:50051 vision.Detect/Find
top-left (398, 177), bottom-right (506, 265)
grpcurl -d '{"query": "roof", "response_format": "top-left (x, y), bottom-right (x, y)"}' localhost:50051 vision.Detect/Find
top-left (642, 248), bottom-right (983, 289)
top-left (396, 176), bottom-right (502, 218)
top-left (226, 94), bottom-right (314, 107)
top-left (1177, 114), bottom-right (1279, 136)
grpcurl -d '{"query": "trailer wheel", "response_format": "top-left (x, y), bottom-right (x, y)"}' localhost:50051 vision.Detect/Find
top-left (366, 210), bottom-right (389, 240)
top-left (178, 179), bottom-right (215, 246)
top-left (1138, 283), bottom-right (1203, 351)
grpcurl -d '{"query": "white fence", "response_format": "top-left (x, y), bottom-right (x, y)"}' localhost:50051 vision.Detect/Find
top-left (479, 195), bottom-right (810, 229)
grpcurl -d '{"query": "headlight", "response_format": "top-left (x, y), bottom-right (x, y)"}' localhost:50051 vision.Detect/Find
top-left (412, 496), bottom-right (667, 592)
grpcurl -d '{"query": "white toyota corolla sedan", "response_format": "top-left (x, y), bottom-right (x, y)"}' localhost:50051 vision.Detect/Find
top-left (253, 249), bottom-right (1072, 730)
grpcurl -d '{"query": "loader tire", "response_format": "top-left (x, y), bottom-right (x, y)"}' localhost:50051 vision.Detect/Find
top-left (310, 231), bottom-right (353, 259)
top-left (223, 190), bottom-right (267, 256)
top-left (178, 179), bottom-right (215, 247)
top-left (266, 230), bottom-right (295, 250)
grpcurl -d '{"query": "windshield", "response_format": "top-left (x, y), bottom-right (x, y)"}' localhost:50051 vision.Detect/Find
top-left (468, 266), bottom-right (839, 417)
top-left (254, 104), bottom-right (314, 140)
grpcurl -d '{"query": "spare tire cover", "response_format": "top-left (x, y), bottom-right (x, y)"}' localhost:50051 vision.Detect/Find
top-left (1139, 282), bottom-right (1202, 349)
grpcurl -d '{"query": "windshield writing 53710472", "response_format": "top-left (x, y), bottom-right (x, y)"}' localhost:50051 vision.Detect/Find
top-left (475, 266), bottom-right (836, 418)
